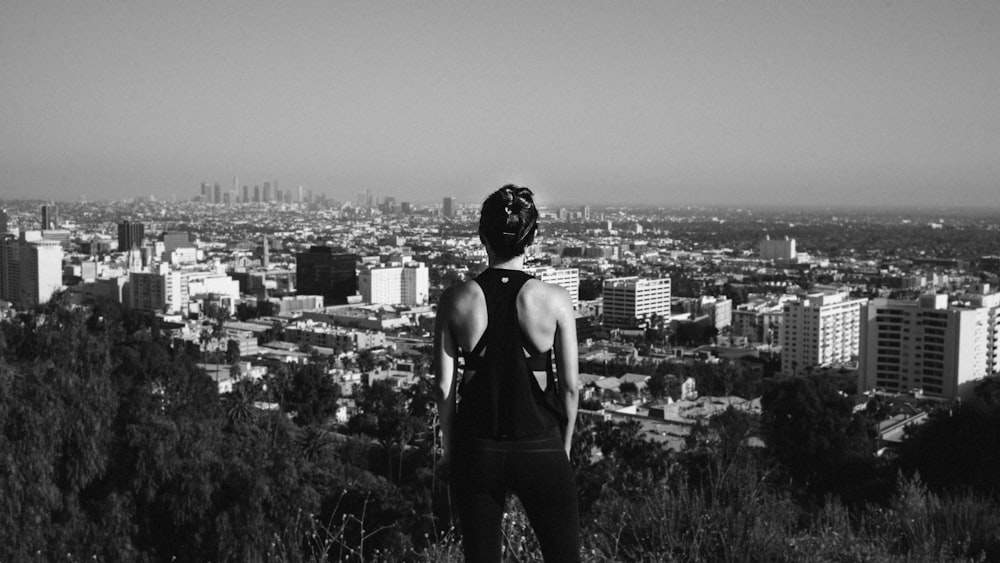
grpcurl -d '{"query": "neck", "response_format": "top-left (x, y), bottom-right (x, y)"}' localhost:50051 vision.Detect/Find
top-left (488, 254), bottom-right (525, 271)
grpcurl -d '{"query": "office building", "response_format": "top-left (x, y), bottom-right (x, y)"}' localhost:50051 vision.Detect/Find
top-left (213, 183), bottom-right (222, 204)
top-left (359, 262), bottom-right (429, 306)
top-left (602, 276), bottom-right (671, 329)
top-left (780, 291), bottom-right (865, 375)
top-left (117, 221), bottom-right (145, 252)
top-left (263, 182), bottom-right (272, 202)
top-left (525, 266), bottom-right (580, 308)
top-left (241, 185), bottom-right (249, 203)
top-left (296, 247), bottom-right (358, 304)
top-left (0, 232), bottom-right (64, 307)
top-left (443, 196), bottom-right (455, 219)
top-left (0, 208), bottom-right (8, 234)
top-left (41, 204), bottom-right (58, 230)
top-left (759, 236), bottom-right (796, 261)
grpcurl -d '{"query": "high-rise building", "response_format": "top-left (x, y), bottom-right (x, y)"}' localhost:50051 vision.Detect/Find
top-left (254, 185), bottom-right (261, 203)
top-left (296, 247), bottom-right (358, 304)
top-left (760, 236), bottom-right (796, 261)
top-left (0, 208), bottom-right (8, 234)
top-left (780, 291), bottom-right (865, 375)
top-left (117, 221), bottom-right (145, 252)
top-left (859, 295), bottom-right (988, 398)
top-left (0, 232), bottom-right (64, 307)
top-left (443, 197), bottom-right (455, 219)
top-left (297, 185), bottom-right (304, 203)
top-left (359, 262), bottom-right (429, 306)
top-left (41, 204), bottom-right (58, 230)
top-left (602, 276), bottom-right (671, 329)
top-left (263, 182), bottom-right (272, 202)
top-left (213, 183), bottom-right (222, 204)
top-left (242, 185), bottom-right (249, 203)
top-left (525, 266), bottom-right (580, 308)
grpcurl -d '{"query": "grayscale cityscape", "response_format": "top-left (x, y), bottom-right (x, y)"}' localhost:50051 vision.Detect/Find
top-left (3, 2), bottom-right (1000, 562)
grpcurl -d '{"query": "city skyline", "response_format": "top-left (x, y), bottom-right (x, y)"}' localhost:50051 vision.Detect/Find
top-left (3, 1), bottom-right (999, 208)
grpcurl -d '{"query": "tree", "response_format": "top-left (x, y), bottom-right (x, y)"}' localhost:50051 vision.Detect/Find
top-left (647, 373), bottom-right (667, 399)
top-left (760, 376), bottom-right (872, 493)
top-left (283, 363), bottom-right (341, 426)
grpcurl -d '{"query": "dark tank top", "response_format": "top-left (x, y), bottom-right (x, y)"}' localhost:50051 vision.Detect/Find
top-left (455, 268), bottom-right (567, 439)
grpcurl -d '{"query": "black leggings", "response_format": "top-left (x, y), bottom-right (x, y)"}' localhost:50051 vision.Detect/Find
top-left (452, 427), bottom-right (581, 563)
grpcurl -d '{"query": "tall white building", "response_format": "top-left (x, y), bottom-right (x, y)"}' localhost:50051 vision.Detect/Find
top-left (602, 276), bottom-right (671, 329)
top-left (0, 232), bottom-right (64, 307)
top-left (525, 266), bottom-right (580, 308)
top-left (860, 294), bottom-right (990, 399)
top-left (359, 262), bottom-right (429, 306)
top-left (780, 291), bottom-right (865, 375)
top-left (759, 236), bottom-right (796, 261)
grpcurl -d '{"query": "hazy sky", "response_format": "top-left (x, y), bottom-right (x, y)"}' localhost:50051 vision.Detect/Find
top-left (2, 1), bottom-right (999, 207)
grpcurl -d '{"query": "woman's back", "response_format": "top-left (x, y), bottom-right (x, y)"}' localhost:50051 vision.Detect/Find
top-left (445, 272), bottom-right (568, 356)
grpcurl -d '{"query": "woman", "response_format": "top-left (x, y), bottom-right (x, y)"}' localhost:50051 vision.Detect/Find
top-left (434, 185), bottom-right (581, 562)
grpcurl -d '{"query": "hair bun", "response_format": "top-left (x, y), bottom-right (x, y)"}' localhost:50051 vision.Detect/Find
top-left (501, 184), bottom-right (534, 212)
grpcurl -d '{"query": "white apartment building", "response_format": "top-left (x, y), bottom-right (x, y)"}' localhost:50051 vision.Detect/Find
top-left (759, 236), bottom-right (796, 261)
top-left (359, 262), bottom-right (429, 306)
top-left (860, 294), bottom-right (989, 399)
top-left (0, 232), bottom-right (63, 307)
top-left (602, 276), bottom-right (671, 329)
top-left (698, 295), bottom-right (732, 330)
top-left (780, 291), bottom-right (865, 375)
top-left (525, 266), bottom-right (580, 308)
top-left (285, 320), bottom-right (386, 353)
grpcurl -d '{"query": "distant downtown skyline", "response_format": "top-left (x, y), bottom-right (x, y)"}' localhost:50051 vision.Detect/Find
top-left (3, 1), bottom-right (999, 208)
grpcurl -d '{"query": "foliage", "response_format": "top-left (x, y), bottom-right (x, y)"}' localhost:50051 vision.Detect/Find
top-left (760, 375), bottom-right (874, 498)
top-left (4, 299), bottom-right (1000, 562)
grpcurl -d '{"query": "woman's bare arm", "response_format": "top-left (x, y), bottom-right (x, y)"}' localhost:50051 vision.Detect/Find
top-left (552, 287), bottom-right (579, 457)
top-left (433, 287), bottom-right (459, 462)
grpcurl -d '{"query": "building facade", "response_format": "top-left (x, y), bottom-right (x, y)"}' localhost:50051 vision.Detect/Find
top-left (117, 221), bottom-right (145, 252)
top-left (759, 236), bottom-right (796, 261)
top-left (780, 291), bottom-right (865, 375)
top-left (0, 232), bottom-right (64, 307)
top-left (359, 262), bottom-right (429, 306)
top-left (860, 294), bottom-right (989, 398)
top-left (296, 247), bottom-right (358, 304)
top-left (602, 276), bottom-right (671, 329)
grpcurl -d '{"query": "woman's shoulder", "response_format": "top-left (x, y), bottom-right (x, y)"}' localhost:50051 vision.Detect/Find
top-left (439, 279), bottom-right (483, 312)
top-left (521, 278), bottom-right (572, 309)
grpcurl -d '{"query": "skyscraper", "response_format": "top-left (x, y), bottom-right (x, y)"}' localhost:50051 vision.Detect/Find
top-left (295, 247), bottom-right (358, 304)
top-left (242, 185), bottom-right (249, 203)
top-left (41, 204), bottom-right (58, 230)
top-left (254, 185), bottom-right (261, 203)
top-left (442, 197), bottom-right (455, 219)
top-left (0, 208), bottom-right (8, 234)
top-left (213, 183), bottom-right (222, 204)
top-left (117, 221), bottom-right (145, 252)
top-left (263, 182), bottom-right (272, 202)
